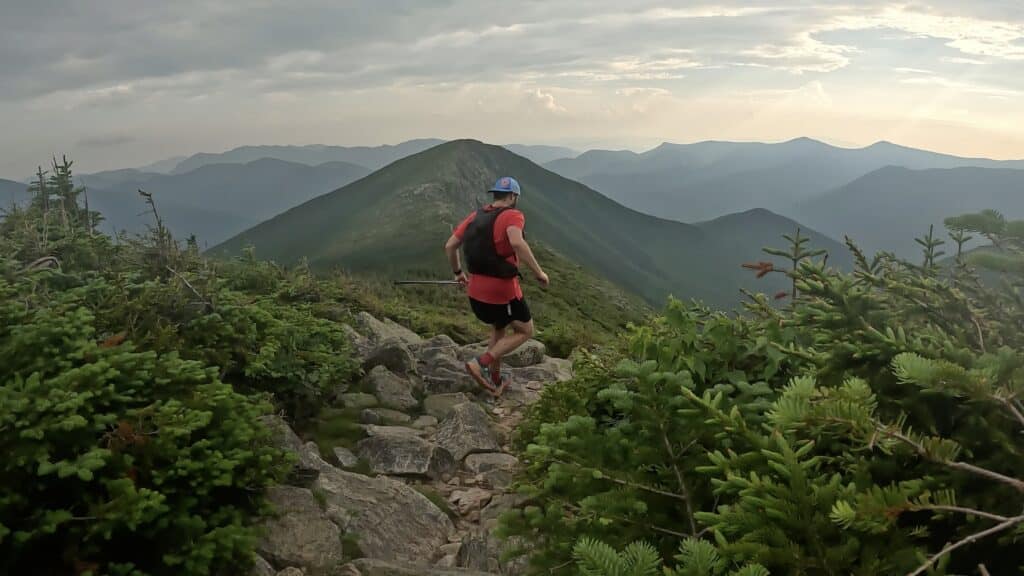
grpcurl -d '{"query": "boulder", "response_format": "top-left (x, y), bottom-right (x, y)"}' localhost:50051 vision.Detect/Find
top-left (356, 312), bottom-right (422, 346)
top-left (342, 324), bottom-right (373, 359)
top-left (449, 487), bottom-right (493, 516)
top-left (333, 446), bottom-right (359, 468)
top-left (480, 493), bottom-right (528, 528)
top-left (456, 532), bottom-right (529, 575)
top-left (359, 409), bottom-right (382, 425)
top-left (503, 340), bottom-right (546, 367)
top-left (356, 431), bottom-right (455, 479)
top-left (456, 532), bottom-right (490, 572)
top-left (277, 569), bottom-right (305, 576)
top-left (340, 392), bottom-right (379, 410)
top-left (412, 415), bottom-right (439, 429)
top-left (363, 425), bottom-right (426, 438)
top-left (364, 366), bottom-right (418, 411)
top-left (259, 415), bottom-right (323, 487)
top-left (421, 368), bottom-right (477, 395)
top-left (340, 558), bottom-right (495, 576)
top-left (363, 338), bottom-right (417, 375)
top-left (251, 555), bottom-right (275, 576)
top-left (423, 393), bottom-right (471, 420)
top-left (314, 466), bottom-right (455, 564)
top-left (463, 453), bottom-right (519, 489)
top-left (360, 408), bottom-right (412, 426)
top-left (514, 357), bottom-right (573, 384)
top-left (415, 334), bottom-right (460, 363)
top-left (435, 403), bottom-right (500, 461)
top-left (258, 486), bottom-right (343, 574)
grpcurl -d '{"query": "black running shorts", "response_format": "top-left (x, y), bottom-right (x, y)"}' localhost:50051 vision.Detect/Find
top-left (469, 297), bottom-right (532, 329)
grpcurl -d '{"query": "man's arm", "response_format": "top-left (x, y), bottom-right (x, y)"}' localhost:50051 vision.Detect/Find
top-left (444, 234), bottom-right (468, 284)
top-left (507, 227), bottom-right (549, 287)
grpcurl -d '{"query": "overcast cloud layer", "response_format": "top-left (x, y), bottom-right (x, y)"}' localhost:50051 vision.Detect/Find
top-left (2, 1), bottom-right (1024, 176)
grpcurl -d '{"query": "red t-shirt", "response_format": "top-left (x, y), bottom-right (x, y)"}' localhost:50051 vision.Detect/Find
top-left (453, 206), bottom-right (525, 305)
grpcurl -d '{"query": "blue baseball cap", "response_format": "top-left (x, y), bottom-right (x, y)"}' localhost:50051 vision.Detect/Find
top-left (488, 176), bottom-right (521, 196)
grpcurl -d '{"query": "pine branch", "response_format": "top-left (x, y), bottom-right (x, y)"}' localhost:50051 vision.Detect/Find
top-left (553, 458), bottom-right (691, 503)
top-left (910, 505), bottom-right (1011, 523)
top-left (907, 514), bottom-right (1024, 576)
top-left (661, 426), bottom-right (698, 536)
top-left (992, 395), bottom-right (1024, 430)
top-left (884, 426), bottom-right (1024, 492)
top-left (562, 501), bottom-right (692, 539)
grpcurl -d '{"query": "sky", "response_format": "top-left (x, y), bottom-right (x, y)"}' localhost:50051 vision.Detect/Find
top-left (2, 1), bottom-right (1024, 177)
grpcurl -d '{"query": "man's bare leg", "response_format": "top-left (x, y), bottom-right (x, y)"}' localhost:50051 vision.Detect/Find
top-left (488, 326), bottom-right (506, 392)
top-left (466, 325), bottom-right (504, 396)
top-left (488, 320), bottom-right (534, 396)
top-left (467, 322), bottom-right (534, 398)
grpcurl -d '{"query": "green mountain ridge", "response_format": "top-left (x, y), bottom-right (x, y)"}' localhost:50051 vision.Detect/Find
top-left (212, 139), bottom-right (852, 308)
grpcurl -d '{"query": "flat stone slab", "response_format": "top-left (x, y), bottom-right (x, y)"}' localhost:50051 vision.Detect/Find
top-left (315, 467), bottom-right (454, 564)
top-left (435, 403), bottom-right (500, 461)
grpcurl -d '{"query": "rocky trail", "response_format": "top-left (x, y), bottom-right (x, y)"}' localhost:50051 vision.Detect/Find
top-left (253, 312), bottom-right (572, 576)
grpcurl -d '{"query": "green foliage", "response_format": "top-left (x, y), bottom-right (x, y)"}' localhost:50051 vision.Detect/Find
top-left (510, 212), bottom-right (1024, 576)
top-left (0, 158), bottom-right (371, 574)
top-left (0, 270), bottom-right (287, 575)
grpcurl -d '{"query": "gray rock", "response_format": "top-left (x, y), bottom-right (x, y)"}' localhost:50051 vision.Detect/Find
top-left (481, 493), bottom-right (528, 527)
top-left (251, 555), bottom-right (275, 576)
top-left (258, 486), bottom-right (342, 574)
top-left (503, 339), bottom-right (546, 367)
top-left (361, 408), bottom-right (412, 426)
top-left (340, 392), bottom-right (379, 410)
top-left (364, 366), bottom-right (418, 411)
top-left (363, 425), bottom-right (425, 438)
top-left (423, 393), bottom-right (471, 419)
top-left (415, 334), bottom-right (460, 362)
top-left (276, 569), bottom-right (305, 576)
top-left (259, 415), bottom-right (323, 487)
top-left (421, 368), bottom-right (477, 395)
top-left (456, 532), bottom-right (491, 571)
top-left (360, 409), bottom-right (383, 425)
top-left (333, 446), bottom-right (359, 468)
top-left (463, 453), bottom-right (519, 489)
top-left (412, 415), bottom-right (438, 429)
top-left (356, 312), bottom-right (423, 346)
top-left (363, 338), bottom-right (417, 375)
top-left (513, 358), bottom-right (573, 384)
top-left (342, 324), bottom-right (373, 359)
top-left (340, 558), bottom-right (495, 576)
top-left (435, 403), bottom-right (500, 461)
top-left (314, 466), bottom-right (454, 564)
top-left (449, 487), bottom-right (493, 516)
top-left (356, 430), bottom-right (455, 479)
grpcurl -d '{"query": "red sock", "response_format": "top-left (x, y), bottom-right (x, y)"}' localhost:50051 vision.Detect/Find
top-left (479, 353), bottom-right (494, 366)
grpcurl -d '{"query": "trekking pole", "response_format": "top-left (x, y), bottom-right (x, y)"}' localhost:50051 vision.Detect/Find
top-left (393, 280), bottom-right (461, 286)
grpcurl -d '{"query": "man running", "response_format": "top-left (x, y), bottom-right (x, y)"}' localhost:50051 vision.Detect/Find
top-left (444, 176), bottom-right (549, 397)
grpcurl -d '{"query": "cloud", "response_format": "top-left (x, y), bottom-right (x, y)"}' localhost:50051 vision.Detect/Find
top-left (2, 1), bottom-right (1024, 175)
top-left (828, 6), bottom-right (1024, 61)
top-left (525, 89), bottom-right (567, 114)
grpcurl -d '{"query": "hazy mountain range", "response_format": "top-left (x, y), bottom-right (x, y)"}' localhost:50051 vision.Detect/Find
top-left (212, 140), bottom-right (850, 307)
top-left (4, 135), bottom-right (1021, 305)
top-left (546, 138), bottom-right (1024, 215)
top-left (795, 166), bottom-right (1024, 258)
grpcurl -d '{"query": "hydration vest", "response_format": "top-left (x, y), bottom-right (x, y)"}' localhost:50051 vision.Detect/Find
top-left (463, 207), bottom-right (519, 279)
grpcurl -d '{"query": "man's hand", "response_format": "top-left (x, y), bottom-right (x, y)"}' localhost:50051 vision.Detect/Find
top-left (455, 271), bottom-right (469, 287)
top-left (535, 270), bottom-right (550, 288)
